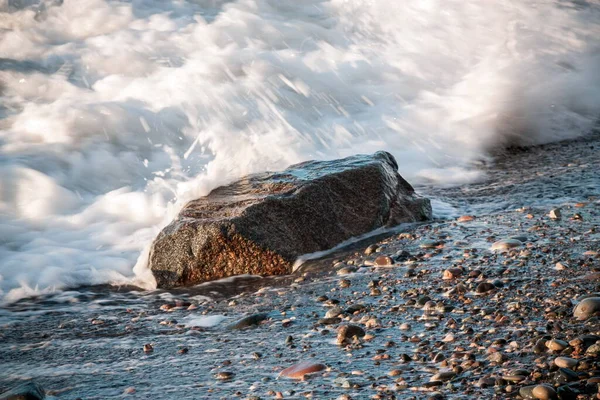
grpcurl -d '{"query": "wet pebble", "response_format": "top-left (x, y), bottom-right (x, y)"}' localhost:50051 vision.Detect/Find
top-left (420, 240), bottom-right (440, 249)
top-left (476, 282), bottom-right (496, 294)
top-left (585, 342), bottom-right (600, 355)
top-left (337, 266), bottom-right (357, 276)
top-left (573, 297), bottom-right (600, 320)
top-left (326, 307), bottom-right (343, 318)
top-left (227, 313), bottom-right (269, 330)
top-left (319, 317), bottom-right (341, 325)
top-left (554, 357), bottom-right (578, 369)
top-left (443, 268), bottom-right (462, 280)
top-left (552, 368), bottom-right (578, 384)
top-left (364, 318), bottom-right (380, 328)
top-left (279, 361), bottom-right (326, 379)
top-left (532, 384), bottom-right (557, 400)
top-left (364, 244), bottom-right (379, 255)
top-left (556, 385), bottom-right (578, 400)
top-left (502, 369), bottom-right (528, 382)
top-left (399, 323), bottom-right (411, 331)
top-left (555, 262), bottom-right (568, 271)
top-left (339, 279), bottom-right (351, 288)
top-left (374, 255), bottom-right (393, 266)
top-left (416, 296), bottom-right (432, 308)
top-left (337, 324), bottom-right (365, 346)
top-left (345, 304), bottom-right (365, 314)
top-left (570, 334), bottom-right (600, 348)
top-left (491, 238), bottom-right (522, 251)
top-left (548, 208), bottom-right (562, 220)
top-left (476, 377), bottom-right (495, 388)
top-left (430, 371), bottom-right (455, 382)
top-left (487, 351), bottom-right (507, 363)
top-left (215, 371), bottom-right (234, 381)
top-left (520, 385), bottom-right (536, 399)
top-left (546, 339), bottom-right (569, 352)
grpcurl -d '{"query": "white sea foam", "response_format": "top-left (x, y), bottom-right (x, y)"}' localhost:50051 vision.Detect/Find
top-left (182, 314), bottom-right (227, 328)
top-left (1, 0), bottom-right (599, 302)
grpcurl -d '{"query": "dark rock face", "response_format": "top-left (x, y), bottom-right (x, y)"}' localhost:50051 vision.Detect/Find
top-left (149, 151), bottom-right (432, 287)
top-left (0, 382), bottom-right (45, 400)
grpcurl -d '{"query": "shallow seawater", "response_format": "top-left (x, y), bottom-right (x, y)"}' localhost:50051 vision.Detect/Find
top-left (1, 0), bottom-right (600, 302)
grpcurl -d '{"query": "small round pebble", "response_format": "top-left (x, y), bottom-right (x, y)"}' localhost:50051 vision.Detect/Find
top-left (546, 339), bottom-right (568, 351)
top-left (215, 372), bottom-right (234, 380)
top-left (374, 255), bottom-right (393, 266)
top-left (532, 384), bottom-right (557, 400)
top-left (548, 208), bottom-right (561, 220)
top-left (476, 282), bottom-right (495, 294)
top-left (554, 357), bottom-right (578, 369)
top-left (337, 266), bottom-right (357, 276)
top-left (491, 239), bottom-right (522, 251)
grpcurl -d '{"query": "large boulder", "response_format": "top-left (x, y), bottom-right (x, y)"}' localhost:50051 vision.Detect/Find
top-left (149, 151), bottom-right (431, 287)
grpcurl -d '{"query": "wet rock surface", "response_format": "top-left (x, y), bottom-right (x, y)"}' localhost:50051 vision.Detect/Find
top-left (1, 134), bottom-right (599, 399)
top-left (149, 151), bottom-right (432, 288)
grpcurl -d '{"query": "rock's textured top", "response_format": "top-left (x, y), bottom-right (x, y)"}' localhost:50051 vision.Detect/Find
top-left (149, 151), bottom-right (432, 287)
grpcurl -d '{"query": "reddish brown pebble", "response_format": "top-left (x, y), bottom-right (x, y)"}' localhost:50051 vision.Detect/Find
top-left (457, 215), bottom-right (475, 222)
top-left (279, 361), bottom-right (326, 379)
top-left (374, 256), bottom-right (393, 266)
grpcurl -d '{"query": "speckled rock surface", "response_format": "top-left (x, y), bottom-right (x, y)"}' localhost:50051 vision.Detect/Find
top-left (149, 151), bottom-right (432, 287)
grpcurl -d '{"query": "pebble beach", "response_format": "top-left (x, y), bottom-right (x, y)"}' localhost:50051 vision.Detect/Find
top-left (1, 133), bottom-right (599, 399)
